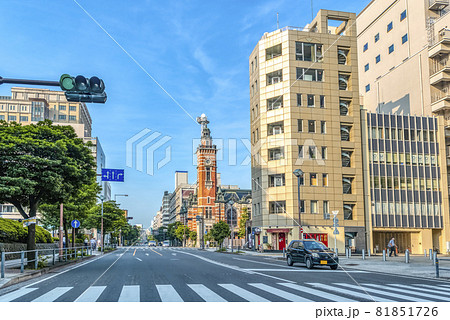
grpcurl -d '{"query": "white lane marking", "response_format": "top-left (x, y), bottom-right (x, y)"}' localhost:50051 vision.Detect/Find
top-left (156, 285), bottom-right (183, 302)
top-left (32, 287), bottom-right (72, 302)
top-left (219, 284), bottom-right (269, 302)
top-left (279, 283), bottom-right (356, 302)
top-left (307, 283), bottom-right (387, 302)
top-left (136, 257), bottom-right (142, 262)
top-left (363, 283), bottom-right (449, 302)
top-left (233, 257), bottom-right (295, 269)
top-left (415, 284), bottom-right (450, 292)
top-left (336, 283), bottom-right (433, 302)
top-left (145, 253), bottom-right (149, 256)
top-left (248, 283), bottom-right (312, 302)
top-left (242, 268), bottom-right (365, 273)
top-left (0, 288), bottom-right (38, 302)
top-left (75, 286), bottom-right (106, 302)
top-left (388, 284), bottom-right (450, 297)
top-left (172, 253), bottom-right (177, 256)
top-left (187, 284), bottom-right (227, 302)
top-left (118, 285), bottom-right (140, 302)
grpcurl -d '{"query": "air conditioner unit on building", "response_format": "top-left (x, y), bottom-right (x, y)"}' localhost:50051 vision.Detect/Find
top-left (272, 77), bottom-right (281, 84)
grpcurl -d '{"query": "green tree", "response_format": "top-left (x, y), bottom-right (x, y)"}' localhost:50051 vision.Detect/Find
top-left (167, 221), bottom-right (182, 244)
top-left (0, 120), bottom-right (95, 264)
top-left (210, 221), bottom-right (230, 248)
top-left (189, 231), bottom-right (197, 246)
top-left (85, 201), bottom-right (128, 246)
top-left (175, 224), bottom-right (190, 244)
top-left (238, 208), bottom-right (249, 238)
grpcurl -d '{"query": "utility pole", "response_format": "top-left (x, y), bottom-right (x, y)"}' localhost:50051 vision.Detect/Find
top-left (59, 203), bottom-right (63, 260)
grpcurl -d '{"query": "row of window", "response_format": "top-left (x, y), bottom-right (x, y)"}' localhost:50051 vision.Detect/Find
top-left (364, 34), bottom-right (408, 73)
top-left (268, 200), bottom-right (355, 220)
top-left (372, 202), bottom-right (440, 217)
top-left (371, 176), bottom-right (440, 191)
top-left (370, 152), bottom-right (438, 166)
top-left (298, 119), bottom-right (327, 134)
top-left (268, 172), bottom-right (329, 187)
top-left (53, 115), bottom-right (77, 121)
top-left (0, 105), bottom-right (29, 112)
top-left (55, 105), bottom-right (77, 111)
top-left (363, 10), bottom-right (407, 52)
top-left (369, 127), bottom-right (436, 142)
top-left (0, 115), bottom-right (29, 122)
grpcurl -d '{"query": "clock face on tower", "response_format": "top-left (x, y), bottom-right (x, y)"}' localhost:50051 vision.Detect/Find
top-left (205, 158), bottom-right (211, 165)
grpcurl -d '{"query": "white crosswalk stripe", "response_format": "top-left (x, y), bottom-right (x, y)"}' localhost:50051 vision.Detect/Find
top-left (248, 283), bottom-right (312, 302)
top-left (0, 288), bottom-right (38, 302)
top-left (118, 285), bottom-right (140, 302)
top-left (75, 286), bottom-right (106, 302)
top-left (32, 287), bottom-right (72, 302)
top-left (388, 284), bottom-right (450, 297)
top-left (363, 283), bottom-right (448, 302)
top-left (156, 285), bottom-right (183, 302)
top-left (187, 284), bottom-right (226, 302)
top-left (416, 284), bottom-right (450, 292)
top-left (306, 283), bottom-right (393, 302)
top-left (335, 283), bottom-right (433, 302)
top-left (279, 283), bottom-right (356, 302)
top-left (219, 284), bottom-right (269, 302)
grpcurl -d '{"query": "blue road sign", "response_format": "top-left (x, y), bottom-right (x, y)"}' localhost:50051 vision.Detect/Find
top-left (101, 168), bottom-right (124, 182)
top-left (71, 219), bottom-right (80, 229)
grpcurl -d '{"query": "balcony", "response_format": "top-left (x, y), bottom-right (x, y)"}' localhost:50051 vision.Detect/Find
top-left (430, 59), bottom-right (450, 85)
top-left (429, 0), bottom-right (449, 11)
top-left (429, 29), bottom-right (450, 57)
top-left (431, 86), bottom-right (450, 111)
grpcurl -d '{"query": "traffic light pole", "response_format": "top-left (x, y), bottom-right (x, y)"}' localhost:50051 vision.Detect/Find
top-left (0, 77), bottom-right (60, 87)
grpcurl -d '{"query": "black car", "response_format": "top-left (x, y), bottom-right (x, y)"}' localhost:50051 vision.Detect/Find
top-left (286, 239), bottom-right (339, 270)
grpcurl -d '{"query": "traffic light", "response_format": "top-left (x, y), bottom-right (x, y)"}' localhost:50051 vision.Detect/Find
top-left (59, 74), bottom-right (107, 103)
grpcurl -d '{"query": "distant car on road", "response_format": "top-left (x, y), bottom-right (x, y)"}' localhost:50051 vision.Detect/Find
top-left (148, 240), bottom-right (157, 247)
top-left (162, 240), bottom-right (170, 247)
top-left (286, 239), bottom-right (339, 270)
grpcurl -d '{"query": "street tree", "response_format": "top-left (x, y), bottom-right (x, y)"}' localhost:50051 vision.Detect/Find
top-left (189, 231), bottom-right (197, 246)
top-left (0, 120), bottom-right (95, 264)
top-left (175, 224), bottom-right (190, 244)
top-left (210, 221), bottom-right (230, 248)
top-left (167, 221), bottom-right (182, 245)
top-left (238, 208), bottom-right (249, 239)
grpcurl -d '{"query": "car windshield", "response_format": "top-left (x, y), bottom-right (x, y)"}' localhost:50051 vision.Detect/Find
top-left (303, 241), bottom-right (328, 250)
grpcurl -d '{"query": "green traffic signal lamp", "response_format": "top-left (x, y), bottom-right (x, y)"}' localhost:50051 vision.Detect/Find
top-left (59, 74), bottom-right (75, 91)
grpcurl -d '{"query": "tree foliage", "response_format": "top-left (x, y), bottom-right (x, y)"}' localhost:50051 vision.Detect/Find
top-left (238, 208), bottom-right (249, 238)
top-left (0, 218), bottom-right (52, 243)
top-left (174, 224), bottom-right (190, 242)
top-left (210, 221), bottom-right (230, 248)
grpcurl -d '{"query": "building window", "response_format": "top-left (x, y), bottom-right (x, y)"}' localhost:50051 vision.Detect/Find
top-left (311, 201), bottom-right (318, 214)
top-left (69, 105), bottom-right (77, 111)
top-left (267, 70), bottom-right (282, 85)
top-left (69, 115), bottom-right (76, 121)
top-left (296, 68), bottom-right (323, 82)
top-left (308, 120), bottom-right (315, 133)
top-left (307, 94), bottom-right (315, 107)
top-left (341, 125), bottom-right (351, 141)
top-left (19, 116), bottom-right (28, 122)
top-left (58, 115), bottom-right (66, 120)
top-left (365, 84), bottom-right (371, 92)
top-left (343, 177), bottom-right (354, 194)
top-left (267, 96), bottom-right (283, 111)
top-left (320, 121), bottom-right (326, 134)
top-left (0, 115), bottom-right (4, 120)
top-left (321, 146), bottom-right (327, 159)
top-left (266, 44), bottom-right (282, 60)
top-left (308, 146), bottom-right (316, 159)
top-left (344, 203), bottom-right (355, 220)
top-left (269, 201), bottom-right (286, 214)
top-left (323, 174), bottom-right (328, 187)
top-left (374, 33), bottom-right (380, 42)
top-left (388, 44), bottom-right (394, 54)
top-left (207, 197), bottom-right (210, 204)
top-left (8, 115), bottom-right (17, 121)
top-left (323, 201), bottom-right (330, 219)
top-left (59, 105), bottom-right (66, 111)
top-left (298, 119), bottom-right (303, 132)
top-left (400, 10), bottom-right (407, 21)
top-left (387, 21), bottom-right (393, 32)
top-left (363, 43), bottom-right (368, 52)
top-left (402, 34), bottom-right (408, 44)
top-left (297, 93), bottom-right (302, 106)
top-left (205, 207), bottom-right (213, 219)
top-left (320, 95), bottom-right (325, 108)
top-left (298, 145), bottom-right (304, 159)
top-left (295, 42), bottom-right (323, 62)
top-left (269, 147), bottom-right (284, 160)
top-left (339, 74), bottom-right (350, 90)
top-left (268, 122), bottom-right (284, 135)
top-left (376, 55), bottom-right (381, 63)
top-left (310, 173), bottom-right (318, 186)
top-left (205, 167), bottom-right (211, 181)
top-left (364, 63), bottom-right (369, 72)
top-left (340, 100), bottom-right (350, 116)
top-left (338, 48), bottom-right (349, 65)
top-left (341, 150), bottom-right (352, 167)
top-left (269, 174), bottom-right (285, 187)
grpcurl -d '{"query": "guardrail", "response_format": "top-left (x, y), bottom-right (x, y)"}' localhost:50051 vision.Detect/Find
top-left (0, 244), bottom-right (116, 278)
top-left (435, 253), bottom-right (450, 278)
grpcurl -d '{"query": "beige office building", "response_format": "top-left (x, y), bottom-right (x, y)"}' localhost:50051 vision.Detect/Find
top-left (250, 10), bottom-right (367, 253)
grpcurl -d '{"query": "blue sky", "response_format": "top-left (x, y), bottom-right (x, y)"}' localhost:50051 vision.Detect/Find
top-left (0, 0), bottom-right (371, 228)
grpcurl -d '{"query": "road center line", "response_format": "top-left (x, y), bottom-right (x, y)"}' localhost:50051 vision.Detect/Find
top-left (133, 249), bottom-right (137, 256)
top-left (150, 248), bottom-right (162, 256)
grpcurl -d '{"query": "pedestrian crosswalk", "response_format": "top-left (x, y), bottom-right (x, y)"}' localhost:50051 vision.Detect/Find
top-left (1, 282), bottom-right (450, 302)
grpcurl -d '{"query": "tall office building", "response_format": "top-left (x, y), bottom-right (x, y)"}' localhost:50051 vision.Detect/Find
top-left (250, 10), bottom-right (367, 252)
top-left (161, 191), bottom-right (172, 228)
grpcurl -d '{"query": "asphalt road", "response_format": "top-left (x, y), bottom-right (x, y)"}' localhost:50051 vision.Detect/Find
top-left (1, 246), bottom-right (450, 302)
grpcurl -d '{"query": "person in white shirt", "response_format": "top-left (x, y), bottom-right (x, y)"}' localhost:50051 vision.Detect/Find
top-left (388, 237), bottom-right (397, 257)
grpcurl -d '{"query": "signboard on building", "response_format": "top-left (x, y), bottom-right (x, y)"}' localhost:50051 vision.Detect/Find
top-left (304, 233), bottom-right (329, 246)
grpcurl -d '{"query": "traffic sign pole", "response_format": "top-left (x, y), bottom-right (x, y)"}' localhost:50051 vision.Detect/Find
top-left (332, 210), bottom-right (339, 254)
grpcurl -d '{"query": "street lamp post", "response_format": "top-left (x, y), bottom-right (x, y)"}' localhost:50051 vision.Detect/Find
top-left (114, 194), bottom-right (128, 247)
top-left (181, 202), bottom-right (187, 247)
top-left (96, 195), bottom-right (105, 253)
top-left (293, 169), bottom-right (304, 240)
top-left (228, 200), bottom-right (235, 253)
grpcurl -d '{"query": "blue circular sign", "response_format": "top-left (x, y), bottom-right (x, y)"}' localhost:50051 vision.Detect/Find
top-left (71, 219), bottom-right (81, 228)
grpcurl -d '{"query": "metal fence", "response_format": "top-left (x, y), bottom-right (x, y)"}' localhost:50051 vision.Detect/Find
top-left (0, 244), bottom-right (115, 279)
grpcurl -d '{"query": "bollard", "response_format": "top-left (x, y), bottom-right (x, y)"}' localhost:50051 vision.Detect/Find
top-left (52, 249), bottom-right (55, 265)
top-left (21, 251), bottom-right (25, 273)
top-left (405, 249), bottom-right (410, 264)
top-left (345, 248), bottom-right (349, 258)
top-left (436, 258), bottom-right (440, 278)
top-left (362, 249), bottom-right (365, 260)
top-left (383, 249), bottom-right (386, 261)
top-left (424, 249), bottom-right (427, 257)
top-left (429, 249), bottom-right (433, 260)
top-left (433, 251), bottom-right (437, 264)
top-left (283, 248), bottom-right (286, 259)
top-left (34, 251), bottom-right (38, 269)
top-left (368, 249), bottom-right (371, 257)
top-left (349, 248), bottom-right (352, 258)
top-left (1, 252), bottom-right (5, 279)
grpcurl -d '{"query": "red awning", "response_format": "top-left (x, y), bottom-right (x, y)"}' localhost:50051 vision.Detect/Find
top-left (266, 228), bottom-right (290, 233)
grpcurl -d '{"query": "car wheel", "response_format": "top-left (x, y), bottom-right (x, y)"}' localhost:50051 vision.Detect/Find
top-left (306, 257), bottom-right (314, 269)
top-left (330, 264), bottom-right (338, 270)
top-left (287, 255), bottom-right (294, 266)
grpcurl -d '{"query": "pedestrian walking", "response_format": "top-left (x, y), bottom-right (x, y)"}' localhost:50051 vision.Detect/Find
top-left (84, 238), bottom-right (88, 248)
top-left (388, 237), bottom-right (397, 257)
top-left (90, 237), bottom-right (96, 250)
